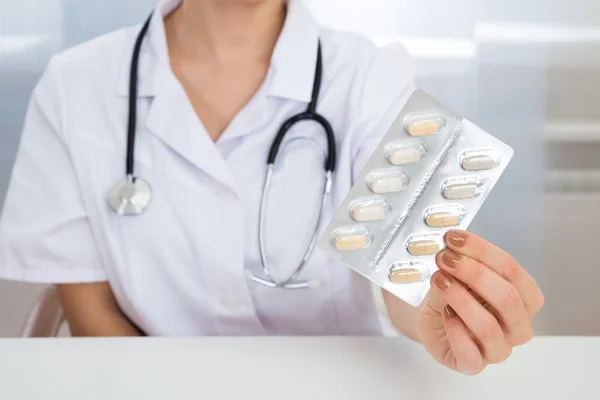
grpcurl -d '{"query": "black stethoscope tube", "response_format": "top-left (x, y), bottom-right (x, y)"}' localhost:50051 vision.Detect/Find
top-left (114, 11), bottom-right (336, 289)
top-left (126, 14), bottom-right (153, 178)
top-left (126, 13), bottom-right (336, 178)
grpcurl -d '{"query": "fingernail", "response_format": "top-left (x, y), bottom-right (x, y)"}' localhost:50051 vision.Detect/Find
top-left (434, 271), bottom-right (452, 291)
top-left (446, 230), bottom-right (468, 248)
top-left (444, 305), bottom-right (457, 319)
top-left (441, 249), bottom-right (462, 268)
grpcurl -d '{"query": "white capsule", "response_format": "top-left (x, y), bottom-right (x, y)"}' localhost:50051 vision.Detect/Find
top-left (388, 261), bottom-right (430, 284)
top-left (460, 150), bottom-right (501, 171)
top-left (331, 226), bottom-right (373, 252)
top-left (349, 198), bottom-right (391, 222)
top-left (385, 142), bottom-right (427, 166)
top-left (366, 168), bottom-right (409, 194)
top-left (442, 177), bottom-right (484, 200)
top-left (423, 205), bottom-right (467, 228)
top-left (404, 115), bottom-right (445, 137)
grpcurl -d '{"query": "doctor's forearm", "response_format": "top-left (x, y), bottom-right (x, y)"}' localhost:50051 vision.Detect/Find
top-left (68, 309), bottom-right (143, 337)
top-left (57, 283), bottom-right (143, 337)
top-left (381, 289), bottom-right (422, 343)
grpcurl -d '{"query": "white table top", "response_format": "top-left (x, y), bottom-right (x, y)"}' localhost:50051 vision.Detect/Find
top-left (0, 336), bottom-right (595, 400)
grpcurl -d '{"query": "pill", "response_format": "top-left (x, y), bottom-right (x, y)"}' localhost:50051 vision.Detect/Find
top-left (425, 212), bottom-right (458, 228)
top-left (407, 240), bottom-right (441, 256)
top-left (405, 118), bottom-right (444, 136)
top-left (424, 205), bottom-right (466, 228)
top-left (442, 177), bottom-right (484, 200)
top-left (389, 268), bottom-right (423, 284)
top-left (369, 177), bottom-right (406, 194)
top-left (388, 262), bottom-right (429, 284)
top-left (350, 198), bottom-right (391, 222)
top-left (351, 205), bottom-right (387, 222)
top-left (460, 150), bottom-right (501, 171)
top-left (386, 143), bottom-right (426, 165)
top-left (334, 235), bottom-right (368, 251)
top-left (331, 226), bottom-right (372, 251)
top-left (366, 169), bottom-right (409, 194)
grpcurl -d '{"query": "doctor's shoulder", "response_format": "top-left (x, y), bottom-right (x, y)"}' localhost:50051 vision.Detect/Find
top-left (21, 24), bottom-right (144, 149)
top-left (30, 26), bottom-right (140, 113)
top-left (320, 28), bottom-right (417, 154)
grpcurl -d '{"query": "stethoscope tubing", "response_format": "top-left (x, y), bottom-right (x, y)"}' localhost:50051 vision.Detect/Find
top-left (111, 11), bottom-right (337, 290)
top-left (126, 14), bottom-right (153, 178)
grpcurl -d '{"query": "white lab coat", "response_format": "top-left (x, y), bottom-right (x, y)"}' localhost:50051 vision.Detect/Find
top-left (0, 0), bottom-right (415, 336)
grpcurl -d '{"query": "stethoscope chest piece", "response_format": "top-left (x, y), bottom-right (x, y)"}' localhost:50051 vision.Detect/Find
top-left (107, 175), bottom-right (152, 216)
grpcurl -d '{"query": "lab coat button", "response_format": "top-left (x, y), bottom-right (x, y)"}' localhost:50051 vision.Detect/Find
top-left (220, 294), bottom-right (238, 310)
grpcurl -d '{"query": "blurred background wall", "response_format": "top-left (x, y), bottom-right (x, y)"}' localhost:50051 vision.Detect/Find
top-left (0, 0), bottom-right (597, 337)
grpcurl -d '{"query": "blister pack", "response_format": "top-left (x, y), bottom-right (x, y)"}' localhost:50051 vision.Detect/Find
top-left (318, 90), bottom-right (514, 307)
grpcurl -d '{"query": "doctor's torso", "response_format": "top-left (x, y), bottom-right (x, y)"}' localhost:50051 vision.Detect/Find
top-left (0, 0), bottom-right (415, 336)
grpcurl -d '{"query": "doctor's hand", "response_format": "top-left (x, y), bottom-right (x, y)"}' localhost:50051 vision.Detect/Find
top-left (416, 230), bottom-right (544, 375)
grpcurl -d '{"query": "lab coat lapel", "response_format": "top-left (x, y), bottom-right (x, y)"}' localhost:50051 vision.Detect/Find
top-left (144, 74), bottom-right (237, 192)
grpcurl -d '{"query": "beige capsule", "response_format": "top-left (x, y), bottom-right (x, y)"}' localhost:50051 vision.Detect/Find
top-left (406, 119), bottom-right (443, 137)
top-left (332, 226), bottom-right (372, 251)
top-left (424, 206), bottom-right (466, 228)
top-left (407, 240), bottom-right (441, 256)
top-left (334, 235), bottom-right (369, 251)
top-left (425, 212), bottom-right (459, 228)
top-left (389, 262), bottom-right (429, 284)
top-left (389, 268), bottom-right (423, 284)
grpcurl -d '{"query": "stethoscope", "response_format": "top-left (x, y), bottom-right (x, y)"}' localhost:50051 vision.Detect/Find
top-left (107, 13), bottom-right (336, 290)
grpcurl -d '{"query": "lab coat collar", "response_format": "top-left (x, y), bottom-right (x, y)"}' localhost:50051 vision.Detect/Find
top-left (115, 0), bottom-right (320, 102)
top-left (268, 0), bottom-right (320, 103)
top-left (112, 0), bottom-right (319, 189)
top-left (117, 0), bottom-right (238, 191)
top-left (115, 0), bottom-right (179, 97)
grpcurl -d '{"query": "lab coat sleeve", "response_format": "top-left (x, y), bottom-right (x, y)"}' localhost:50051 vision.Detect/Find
top-left (350, 43), bottom-right (416, 180)
top-left (0, 57), bottom-right (108, 284)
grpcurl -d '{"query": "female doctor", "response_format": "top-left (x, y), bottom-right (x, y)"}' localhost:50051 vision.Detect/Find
top-left (0, 0), bottom-right (543, 375)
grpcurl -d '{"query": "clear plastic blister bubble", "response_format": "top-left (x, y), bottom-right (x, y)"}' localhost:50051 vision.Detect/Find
top-left (406, 234), bottom-right (445, 256)
top-left (366, 168), bottom-right (409, 194)
top-left (318, 89), bottom-right (514, 307)
top-left (404, 115), bottom-right (446, 137)
top-left (385, 141), bottom-right (427, 166)
top-left (460, 149), bottom-right (502, 171)
top-left (349, 197), bottom-right (392, 222)
top-left (388, 261), bottom-right (430, 285)
top-left (423, 204), bottom-right (467, 228)
top-left (441, 177), bottom-right (484, 200)
top-left (331, 225), bottom-right (373, 252)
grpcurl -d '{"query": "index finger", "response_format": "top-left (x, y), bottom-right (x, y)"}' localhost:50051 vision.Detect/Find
top-left (444, 230), bottom-right (544, 315)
